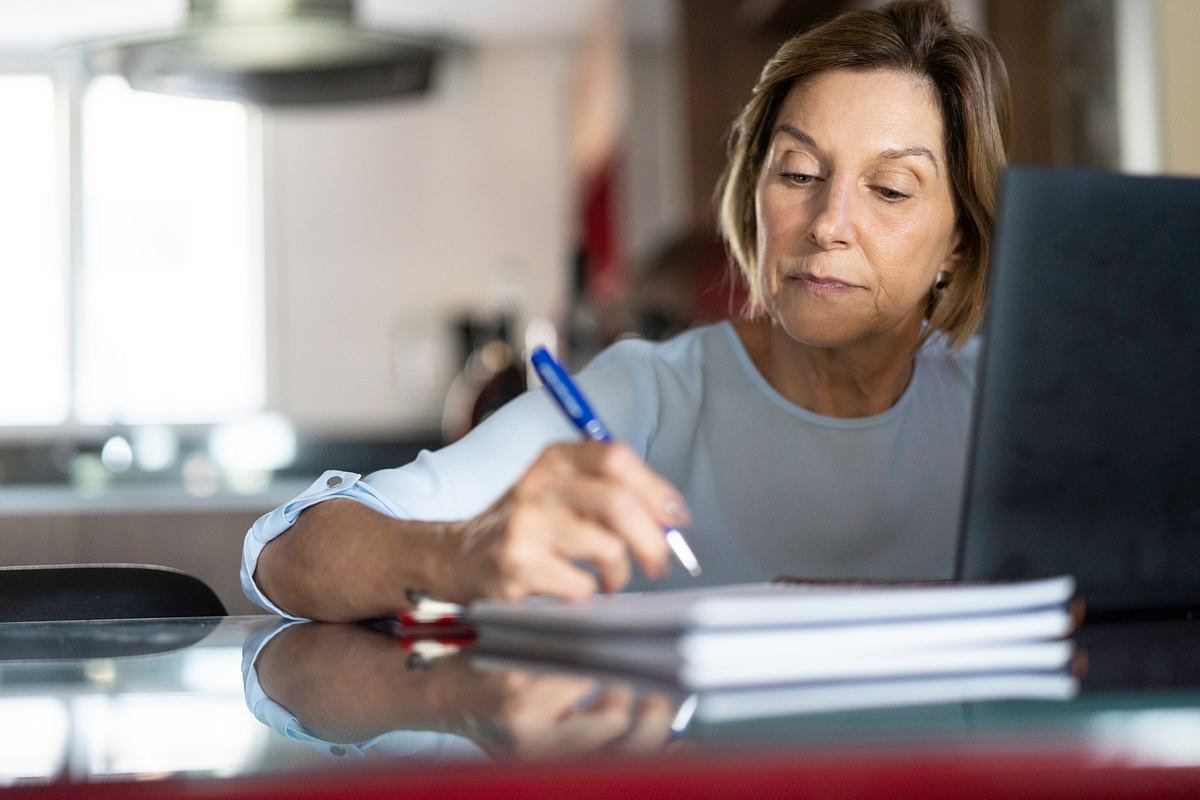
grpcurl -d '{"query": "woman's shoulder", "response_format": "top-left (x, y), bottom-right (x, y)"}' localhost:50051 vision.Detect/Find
top-left (583, 321), bottom-right (731, 376)
top-left (575, 323), bottom-right (732, 422)
top-left (918, 331), bottom-right (982, 391)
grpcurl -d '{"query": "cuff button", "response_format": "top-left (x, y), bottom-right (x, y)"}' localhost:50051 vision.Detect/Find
top-left (325, 476), bottom-right (343, 489)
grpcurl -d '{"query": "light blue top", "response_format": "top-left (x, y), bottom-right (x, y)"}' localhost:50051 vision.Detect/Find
top-left (241, 322), bottom-right (980, 619)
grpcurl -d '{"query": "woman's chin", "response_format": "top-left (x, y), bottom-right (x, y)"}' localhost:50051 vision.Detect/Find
top-left (764, 298), bottom-right (855, 346)
top-left (767, 295), bottom-right (926, 353)
top-left (774, 317), bottom-right (864, 351)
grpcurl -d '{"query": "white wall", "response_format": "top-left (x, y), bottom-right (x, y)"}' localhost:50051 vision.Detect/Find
top-left (622, 0), bottom-right (689, 271)
top-left (1113, 0), bottom-right (1200, 177)
top-left (261, 44), bottom-right (577, 434)
top-left (1115, 0), bottom-right (1162, 173)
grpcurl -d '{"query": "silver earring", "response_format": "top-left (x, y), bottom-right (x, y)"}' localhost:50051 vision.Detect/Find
top-left (933, 270), bottom-right (952, 293)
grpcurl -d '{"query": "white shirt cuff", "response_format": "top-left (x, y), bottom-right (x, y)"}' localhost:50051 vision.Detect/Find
top-left (239, 470), bottom-right (403, 619)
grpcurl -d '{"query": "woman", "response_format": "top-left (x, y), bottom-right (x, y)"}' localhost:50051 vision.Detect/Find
top-left (242, 0), bottom-right (1012, 622)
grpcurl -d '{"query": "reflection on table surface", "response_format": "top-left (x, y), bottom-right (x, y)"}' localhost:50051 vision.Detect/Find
top-left (3, 614), bottom-right (1200, 788)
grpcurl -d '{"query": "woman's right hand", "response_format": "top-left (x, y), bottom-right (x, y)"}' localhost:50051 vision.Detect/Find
top-left (439, 441), bottom-right (691, 603)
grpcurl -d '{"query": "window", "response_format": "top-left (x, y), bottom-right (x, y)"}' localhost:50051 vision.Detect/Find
top-left (78, 77), bottom-right (263, 424)
top-left (0, 76), bottom-right (67, 425)
top-left (0, 73), bottom-right (262, 429)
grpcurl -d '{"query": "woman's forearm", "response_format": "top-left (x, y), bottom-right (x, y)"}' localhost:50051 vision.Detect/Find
top-left (253, 499), bottom-right (462, 622)
top-left (254, 441), bottom-right (684, 619)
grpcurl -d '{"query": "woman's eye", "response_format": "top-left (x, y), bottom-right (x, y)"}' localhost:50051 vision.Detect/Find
top-left (876, 186), bottom-right (909, 201)
top-left (781, 172), bottom-right (815, 185)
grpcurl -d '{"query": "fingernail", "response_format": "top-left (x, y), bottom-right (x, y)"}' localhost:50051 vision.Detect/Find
top-left (664, 498), bottom-right (691, 522)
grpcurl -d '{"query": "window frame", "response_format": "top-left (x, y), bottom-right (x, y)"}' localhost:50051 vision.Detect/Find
top-left (0, 56), bottom-right (266, 440)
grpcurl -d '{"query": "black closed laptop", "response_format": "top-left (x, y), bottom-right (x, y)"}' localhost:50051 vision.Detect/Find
top-left (956, 165), bottom-right (1200, 616)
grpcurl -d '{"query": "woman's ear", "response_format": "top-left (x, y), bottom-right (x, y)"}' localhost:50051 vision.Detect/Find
top-left (941, 228), bottom-right (965, 277)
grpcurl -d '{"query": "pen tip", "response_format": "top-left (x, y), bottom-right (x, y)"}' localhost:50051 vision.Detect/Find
top-left (665, 528), bottom-right (702, 578)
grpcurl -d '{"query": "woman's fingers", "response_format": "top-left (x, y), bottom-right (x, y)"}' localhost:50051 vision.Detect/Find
top-left (493, 521), bottom-right (600, 601)
top-left (600, 444), bottom-right (692, 528)
top-left (537, 513), bottom-right (630, 594)
top-left (527, 442), bottom-right (688, 578)
top-left (457, 441), bottom-right (692, 603)
top-left (547, 441), bottom-right (692, 529)
top-left (550, 476), bottom-right (667, 582)
top-left (504, 506), bottom-right (633, 596)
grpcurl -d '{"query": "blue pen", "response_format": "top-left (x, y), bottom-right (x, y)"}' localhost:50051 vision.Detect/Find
top-left (529, 345), bottom-right (702, 577)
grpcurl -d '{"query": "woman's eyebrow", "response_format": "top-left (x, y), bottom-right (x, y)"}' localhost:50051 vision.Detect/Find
top-left (775, 124), bottom-right (940, 177)
top-left (775, 123), bottom-right (817, 148)
top-left (879, 146), bottom-right (940, 176)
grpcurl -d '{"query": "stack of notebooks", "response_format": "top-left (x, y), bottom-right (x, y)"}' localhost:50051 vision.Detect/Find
top-left (464, 576), bottom-right (1082, 723)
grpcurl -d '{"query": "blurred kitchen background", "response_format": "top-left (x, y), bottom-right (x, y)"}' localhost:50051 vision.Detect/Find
top-left (0, 0), bottom-right (1196, 614)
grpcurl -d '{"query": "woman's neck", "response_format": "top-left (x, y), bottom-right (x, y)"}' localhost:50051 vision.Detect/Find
top-left (734, 317), bottom-right (922, 418)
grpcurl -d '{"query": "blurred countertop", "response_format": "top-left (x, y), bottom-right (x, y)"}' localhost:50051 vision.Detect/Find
top-left (0, 479), bottom-right (313, 516)
top-left (0, 431), bottom-right (441, 516)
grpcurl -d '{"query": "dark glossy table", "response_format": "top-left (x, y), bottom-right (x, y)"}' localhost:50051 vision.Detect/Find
top-left (3, 614), bottom-right (1200, 799)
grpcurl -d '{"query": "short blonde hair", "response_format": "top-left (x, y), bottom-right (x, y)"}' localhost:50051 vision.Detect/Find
top-left (716, 0), bottom-right (1012, 350)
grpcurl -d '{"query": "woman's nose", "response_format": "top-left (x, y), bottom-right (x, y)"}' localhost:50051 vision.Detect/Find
top-left (807, 181), bottom-right (855, 250)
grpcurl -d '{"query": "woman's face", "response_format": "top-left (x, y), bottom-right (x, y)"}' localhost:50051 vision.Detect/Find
top-left (754, 68), bottom-right (961, 350)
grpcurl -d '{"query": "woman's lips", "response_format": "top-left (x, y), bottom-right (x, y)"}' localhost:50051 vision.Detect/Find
top-left (788, 272), bottom-right (861, 296)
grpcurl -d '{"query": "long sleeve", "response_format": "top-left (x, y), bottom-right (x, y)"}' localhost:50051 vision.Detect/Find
top-left (239, 339), bottom-right (664, 616)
